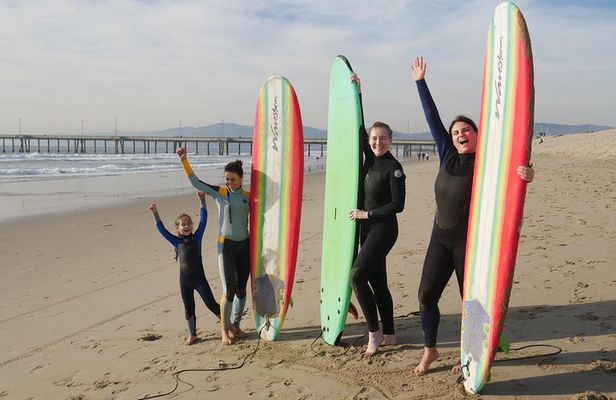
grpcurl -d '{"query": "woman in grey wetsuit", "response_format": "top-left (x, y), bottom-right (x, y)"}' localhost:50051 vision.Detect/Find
top-left (410, 56), bottom-right (534, 375)
top-left (177, 148), bottom-right (250, 345)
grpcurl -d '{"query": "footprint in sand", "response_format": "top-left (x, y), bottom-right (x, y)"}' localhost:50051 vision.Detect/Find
top-left (592, 360), bottom-right (616, 375)
top-left (568, 336), bottom-right (585, 344)
top-left (139, 333), bottom-right (162, 342)
top-left (570, 390), bottom-right (610, 400)
top-left (53, 377), bottom-right (80, 388)
top-left (574, 312), bottom-right (599, 321)
top-left (93, 380), bottom-right (110, 390)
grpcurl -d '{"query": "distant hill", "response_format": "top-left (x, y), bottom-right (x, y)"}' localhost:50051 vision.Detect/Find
top-left (102, 122), bottom-right (612, 139)
top-left (534, 123), bottom-right (612, 136)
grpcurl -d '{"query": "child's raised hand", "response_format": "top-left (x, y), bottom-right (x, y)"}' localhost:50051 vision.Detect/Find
top-left (197, 191), bottom-right (205, 200)
top-left (148, 203), bottom-right (157, 213)
top-left (176, 147), bottom-right (186, 158)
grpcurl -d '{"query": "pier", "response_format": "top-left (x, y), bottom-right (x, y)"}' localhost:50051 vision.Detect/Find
top-left (0, 134), bottom-right (436, 158)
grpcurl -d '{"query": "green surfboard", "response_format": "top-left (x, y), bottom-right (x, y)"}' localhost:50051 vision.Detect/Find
top-left (320, 55), bottom-right (363, 345)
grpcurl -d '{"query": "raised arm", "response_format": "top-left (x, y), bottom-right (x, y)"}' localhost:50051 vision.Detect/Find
top-left (350, 73), bottom-right (372, 162)
top-left (411, 57), bottom-right (455, 164)
top-left (176, 147), bottom-right (220, 197)
top-left (193, 191), bottom-right (208, 241)
top-left (149, 203), bottom-right (179, 246)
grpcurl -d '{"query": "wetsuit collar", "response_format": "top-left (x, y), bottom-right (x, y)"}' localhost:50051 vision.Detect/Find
top-left (459, 152), bottom-right (475, 163)
top-left (226, 184), bottom-right (242, 193)
top-left (375, 151), bottom-right (393, 160)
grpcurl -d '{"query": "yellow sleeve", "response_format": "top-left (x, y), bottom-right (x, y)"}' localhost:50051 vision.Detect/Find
top-left (180, 156), bottom-right (194, 176)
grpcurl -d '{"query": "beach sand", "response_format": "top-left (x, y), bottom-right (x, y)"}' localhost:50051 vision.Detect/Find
top-left (1, 130), bottom-right (614, 399)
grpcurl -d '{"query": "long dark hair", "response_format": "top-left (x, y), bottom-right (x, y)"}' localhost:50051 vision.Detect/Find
top-left (225, 159), bottom-right (243, 177)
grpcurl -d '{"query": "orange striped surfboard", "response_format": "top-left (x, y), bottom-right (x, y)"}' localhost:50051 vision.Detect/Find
top-left (460, 2), bottom-right (534, 393)
top-left (250, 76), bottom-right (304, 341)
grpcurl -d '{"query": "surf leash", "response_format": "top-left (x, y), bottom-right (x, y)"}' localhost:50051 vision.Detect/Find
top-left (137, 327), bottom-right (264, 400)
top-left (456, 344), bottom-right (563, 384)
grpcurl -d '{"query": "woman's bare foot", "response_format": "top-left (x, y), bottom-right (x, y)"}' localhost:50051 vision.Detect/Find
top-left (414, 347), bottom-right (440, 376)
top-left (383, 334), bottom-right (397, 346)
top-left (364, 330), bottom-right (384, 357)
top-left (221, 328), bottom-right (233, 345)
top-left (185, 335), bottom-right (198, 346)
top-left (229, 324), bottom-right (248, 338)
top-left (450, 364), bottom-right (461, 374)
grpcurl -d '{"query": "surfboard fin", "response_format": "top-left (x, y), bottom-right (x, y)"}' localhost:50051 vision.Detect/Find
top-left (289, 297), bottom-right (294, 308)
top-left (348, 302), bottom-right (359, 320)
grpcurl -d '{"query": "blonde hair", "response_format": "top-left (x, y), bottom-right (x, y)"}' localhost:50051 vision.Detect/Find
top-left (175, 213), bottom-right (193, 229)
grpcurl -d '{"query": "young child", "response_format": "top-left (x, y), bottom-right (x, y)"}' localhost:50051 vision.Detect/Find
top-left (148, 192), bottom-right (220, 345)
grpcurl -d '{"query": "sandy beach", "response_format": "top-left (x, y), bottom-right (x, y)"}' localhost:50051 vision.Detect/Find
top-left (1, 130), bottom-right (615, 400)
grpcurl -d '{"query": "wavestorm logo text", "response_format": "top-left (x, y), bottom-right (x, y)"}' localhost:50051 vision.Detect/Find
top-left (494, 35), bottom-right (504, 120)
top-left (270, 97), bottom-right (280, 152)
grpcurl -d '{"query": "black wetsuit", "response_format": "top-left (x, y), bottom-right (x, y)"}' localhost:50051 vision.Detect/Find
top-left (415, 78), bottom-right (475, 348)
top-left (350, 116), bottom-right (406, 334)
top-left (154, 205), bottom-right (220, 336)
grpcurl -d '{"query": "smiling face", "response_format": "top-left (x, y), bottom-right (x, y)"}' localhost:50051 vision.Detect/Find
top-left (450, 121), bottom-right (477, 154)
top-left (369, 126), bottom-right (392, 157)
top-left (176, 216), bottom-right (193, 236)
top-left (224, 171), bottom-right (242, 191)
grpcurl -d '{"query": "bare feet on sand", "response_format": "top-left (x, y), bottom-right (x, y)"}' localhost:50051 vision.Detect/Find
top-left (414, 347), bottom-right (440, 376)
top-left (364, 330), bottom-right (384, 357)
top-left (382, 334), bottom-right (397, 346)
top-left (221, 328), bottom-right (233, 345)
top-left (229, 324), bottom-right (248, 338)
top-left (185, 335), bottom-right (198, 345)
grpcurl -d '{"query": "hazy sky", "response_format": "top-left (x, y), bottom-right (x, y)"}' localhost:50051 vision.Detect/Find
top-left (1, 0), bottom-right (615, 135)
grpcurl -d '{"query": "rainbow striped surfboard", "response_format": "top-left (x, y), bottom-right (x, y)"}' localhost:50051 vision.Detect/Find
top-left (250, 76), bottom-right (304, 341)
top-left (460, 2), bottom-right (534, 393)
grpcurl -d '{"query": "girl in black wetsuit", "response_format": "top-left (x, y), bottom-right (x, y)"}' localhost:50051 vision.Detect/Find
top-left (410, 57), bottom-right (534, 375)
top-left (148, 192), bottom-right (220, 345)
top-left (348, 74), bottom-right (406, 357)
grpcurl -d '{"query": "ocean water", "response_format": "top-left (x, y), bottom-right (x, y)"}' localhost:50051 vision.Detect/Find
top-left (0, 152), bottom-right (238, 182)
top-left (0, 151), bottom-right (324, 222)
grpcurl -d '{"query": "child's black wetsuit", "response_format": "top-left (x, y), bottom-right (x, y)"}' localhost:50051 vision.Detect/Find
top-left (153, 202), bottom-right (220, 337)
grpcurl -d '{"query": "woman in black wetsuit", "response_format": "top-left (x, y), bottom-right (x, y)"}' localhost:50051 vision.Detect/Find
top-left (348, 74), bottom-right (406, 357)
top-left (410, 57), bottom-right (534, 375)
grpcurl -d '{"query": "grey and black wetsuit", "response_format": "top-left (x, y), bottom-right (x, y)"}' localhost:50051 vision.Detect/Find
top-left (350, 103), bottom-right (406, 335)
top-left (153, 200), bottom-right (220, 337)
top-left (179, 157), bottom-right (250, 331)
top-left (415, 78), bottom-right (475, 348)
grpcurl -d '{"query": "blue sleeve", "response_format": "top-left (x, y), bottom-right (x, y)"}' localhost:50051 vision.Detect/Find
top-left (194, 206), bottom-right (207, 242)
top-left (156, 221), bottom-right (179, 247)
top-left (416, 79), bottom-right (455, 166)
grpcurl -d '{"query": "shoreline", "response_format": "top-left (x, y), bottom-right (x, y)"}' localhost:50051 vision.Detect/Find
top-left (0, 155), bottom-right (329, 223)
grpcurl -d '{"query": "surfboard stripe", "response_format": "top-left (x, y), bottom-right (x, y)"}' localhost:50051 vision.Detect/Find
top-left (250, 76), bottom-right (303, 341)
top-left (461, 1), bottom-right (534, 393)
